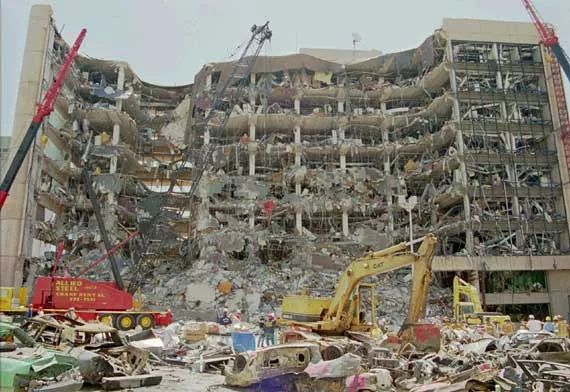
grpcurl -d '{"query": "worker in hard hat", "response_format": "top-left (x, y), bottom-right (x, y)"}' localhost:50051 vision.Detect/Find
top-left (218, 308), bottom-right (232, 326)
top-left (263, 313), bottom-right (277, 346)
top-left (554, 315), bottom-right (568, 337)
top-left (526, 314), bottom-right (541, 332)
top-left (543, 316), bottom-right (555, 333)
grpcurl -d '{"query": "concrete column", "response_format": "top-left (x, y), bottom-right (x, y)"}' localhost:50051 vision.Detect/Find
top-left (342, 208), bottom-right (349, 237)
top-left (294, 98), bottom-right (301, 115)
top-left (542, 45), bottom-right (570, 251)
top-left (204, 128), bottom-right (210, 145)
top-left (493, 45), bottom-right (508, 120)
top-left (110, 124), bottom-right (120, 174)
top-left (250, 73), bottom-right (256, 85)
top-left (296, 209), bottom-right (303, 235)
top-left (116, 64), bottom-right (125, 111)
top-left (249, 210), bottom-right (255, 229)
top-left (294, 121), bottom-right (303, 234)
top-left (447, 38), bottom-right (474, 256)
top-left (206, 74), bottom-right (212, 91)
top-left (1, 5), bottom-right (53, 286)
top-left (294, 125), bottom-right (301, 166)
top-left (339, 124), bottom-right (346, 173)
top-left (249, 121), bottom-right (256, 176)
top-left (547, 270), bottom-right (570, 320)
top-left (338, 100), bottom-right (344, 113)
top-left (381, 127), bottom-right (394, 238)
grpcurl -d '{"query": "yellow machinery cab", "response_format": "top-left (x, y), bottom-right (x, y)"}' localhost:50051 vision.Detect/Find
top-left (0, 287), bottom-right (28, 313)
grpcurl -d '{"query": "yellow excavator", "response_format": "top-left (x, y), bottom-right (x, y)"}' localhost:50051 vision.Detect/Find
top-left (279, 234), bottom-right (439, 350)
top-left (453, 276), bottom-right (514, 335)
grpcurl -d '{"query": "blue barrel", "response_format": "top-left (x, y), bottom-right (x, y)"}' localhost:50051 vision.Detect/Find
top-left (231, 331), bottom-right (256, 353)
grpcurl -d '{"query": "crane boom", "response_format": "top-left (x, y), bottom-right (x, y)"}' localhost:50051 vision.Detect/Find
top-left (0, 28), bottom-right (86, 210)
top-left (521, 0), bottom-right (570, 79)
top-left (137, 23), bottom-right (272, 256)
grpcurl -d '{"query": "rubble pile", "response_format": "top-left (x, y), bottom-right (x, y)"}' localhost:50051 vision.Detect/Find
top-left (136, 319), bottom-right (570, 391)
top-left (134, 253), bottom-right (451, 327)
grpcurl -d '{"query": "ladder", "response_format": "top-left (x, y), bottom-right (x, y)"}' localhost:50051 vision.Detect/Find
top-left (549, 49), bottom-right (570, 171)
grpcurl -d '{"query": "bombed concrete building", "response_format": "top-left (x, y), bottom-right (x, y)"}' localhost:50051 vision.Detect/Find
top-left (2, 4), bottom-right (570, 320)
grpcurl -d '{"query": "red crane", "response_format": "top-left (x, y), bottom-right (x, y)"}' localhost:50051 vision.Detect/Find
top-left (522, 0), bottom-right (570, 171)
top-left (0, 29), bottom-right (87, 210)
top-left (521, 0), bottom-right (570, 79)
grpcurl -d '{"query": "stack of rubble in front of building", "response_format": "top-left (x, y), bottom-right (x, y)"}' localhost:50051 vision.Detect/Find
top-left (2, 5), bottom-right (570, 327)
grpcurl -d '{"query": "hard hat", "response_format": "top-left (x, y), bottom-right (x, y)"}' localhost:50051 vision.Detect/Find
top-left (546, 316), bottom-right (551, 321)
top-left (528, 314), bottom-right (535, 319)
top-left (223, 308), bottom-right (229, 313)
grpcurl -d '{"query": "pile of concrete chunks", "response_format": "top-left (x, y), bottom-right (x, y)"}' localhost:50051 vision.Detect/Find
top-left (124, 318), bottom-right (570, 391)
top-left (220, 323), bottom-right (570, 391)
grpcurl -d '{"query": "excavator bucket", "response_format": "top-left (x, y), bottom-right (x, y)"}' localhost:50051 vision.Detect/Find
top-left (397, 323), bottom-right (441, 353)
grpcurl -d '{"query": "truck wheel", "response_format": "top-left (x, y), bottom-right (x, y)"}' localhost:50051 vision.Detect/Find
top-left (116, 314), bottom-right (135, 331)
top-left (136, 314), bottom-right (154, 330)
top-left (98, 314), bottom-right (113, 326)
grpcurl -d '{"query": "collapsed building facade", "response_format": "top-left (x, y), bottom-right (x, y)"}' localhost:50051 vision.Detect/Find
top-left (2, 5), bottom-right (570, 320)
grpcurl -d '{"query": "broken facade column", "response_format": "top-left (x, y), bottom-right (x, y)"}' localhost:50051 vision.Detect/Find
top-left (0, 5), bottom-right (53, 286)
top-left (381, 126), bottom-right (394, 240)
top-left (447, 38), bottom-right (476, 288)
top-left (248, 117), bottom-right (256, 176)
top-left (294, 122), bottom-right (303, 234)
top-left (339, 123), bottom-right (347, 173)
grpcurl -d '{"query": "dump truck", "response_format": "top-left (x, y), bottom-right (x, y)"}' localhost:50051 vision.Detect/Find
top-left (279, 234), bottom-right (440, 351)
top-left (453, 276), bottom-right (514, 334)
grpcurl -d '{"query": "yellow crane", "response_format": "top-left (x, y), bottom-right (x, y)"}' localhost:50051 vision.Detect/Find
top-left (279, 234), bottom-right (438, 347)
top-left (453, 276), bottom-right (514, 334)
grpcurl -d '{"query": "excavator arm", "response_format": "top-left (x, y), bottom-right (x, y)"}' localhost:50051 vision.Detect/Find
top-left (307, 234), bottom-right (437, 333)
top-left (401, 235), bottom-right (436, 328)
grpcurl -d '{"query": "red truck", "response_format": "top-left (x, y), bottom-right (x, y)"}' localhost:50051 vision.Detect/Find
top-left (30, 276), bottom-right (172, 330)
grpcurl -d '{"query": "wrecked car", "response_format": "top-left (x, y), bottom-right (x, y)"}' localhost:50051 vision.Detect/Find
top-left (0, 322), bottom-right (83, 392)
top-left (21, 316), bottom-right (159, 386)
top-left (224, 342), bottom-right (322, 387)
top-left (510, 330), bottom-right (554, 347)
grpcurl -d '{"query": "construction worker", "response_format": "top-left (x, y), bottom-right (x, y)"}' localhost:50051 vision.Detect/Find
top-left (218, 308), bottom-right (232, 326)
top-left (526, 314), bottom-right (542, 332)
top-left (554, 315), bottom-right (568, 337)
top-left (257, 316), bottom-right (266, 348)
top-left (263, 313), bottom-right (277, 346)
top-left (543, 316), bottom-right (555, 333)
top-left (66, 307), bottom-right (78, 320)
top-left (25, 304), bottom-right (34, 319)
top-left (231, 310), bottom-right (242, 323)
top-left (37, 307), bottom-right (45, 317)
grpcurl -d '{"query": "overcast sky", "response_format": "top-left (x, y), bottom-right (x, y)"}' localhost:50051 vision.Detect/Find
top-left (1, 0), bottom-right (569, 137)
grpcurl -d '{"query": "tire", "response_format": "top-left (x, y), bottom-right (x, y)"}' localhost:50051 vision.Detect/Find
top-left (115, 314), bottom-right (135, 331)
top-left (136, 314), bottom-right (155, 330)
top-left (98, 313), bottom-right (113, 326)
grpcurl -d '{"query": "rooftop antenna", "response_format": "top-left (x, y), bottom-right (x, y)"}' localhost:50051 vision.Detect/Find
top-left (352, 32), bottom-right (362, 51)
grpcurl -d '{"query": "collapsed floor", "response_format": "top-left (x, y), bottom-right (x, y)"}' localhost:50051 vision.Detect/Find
top-left (13, 16), bottom-right (567, 321)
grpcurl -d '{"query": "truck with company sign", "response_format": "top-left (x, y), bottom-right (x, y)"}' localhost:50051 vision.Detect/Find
top-left (1, 277), bottom-right (172, 331)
